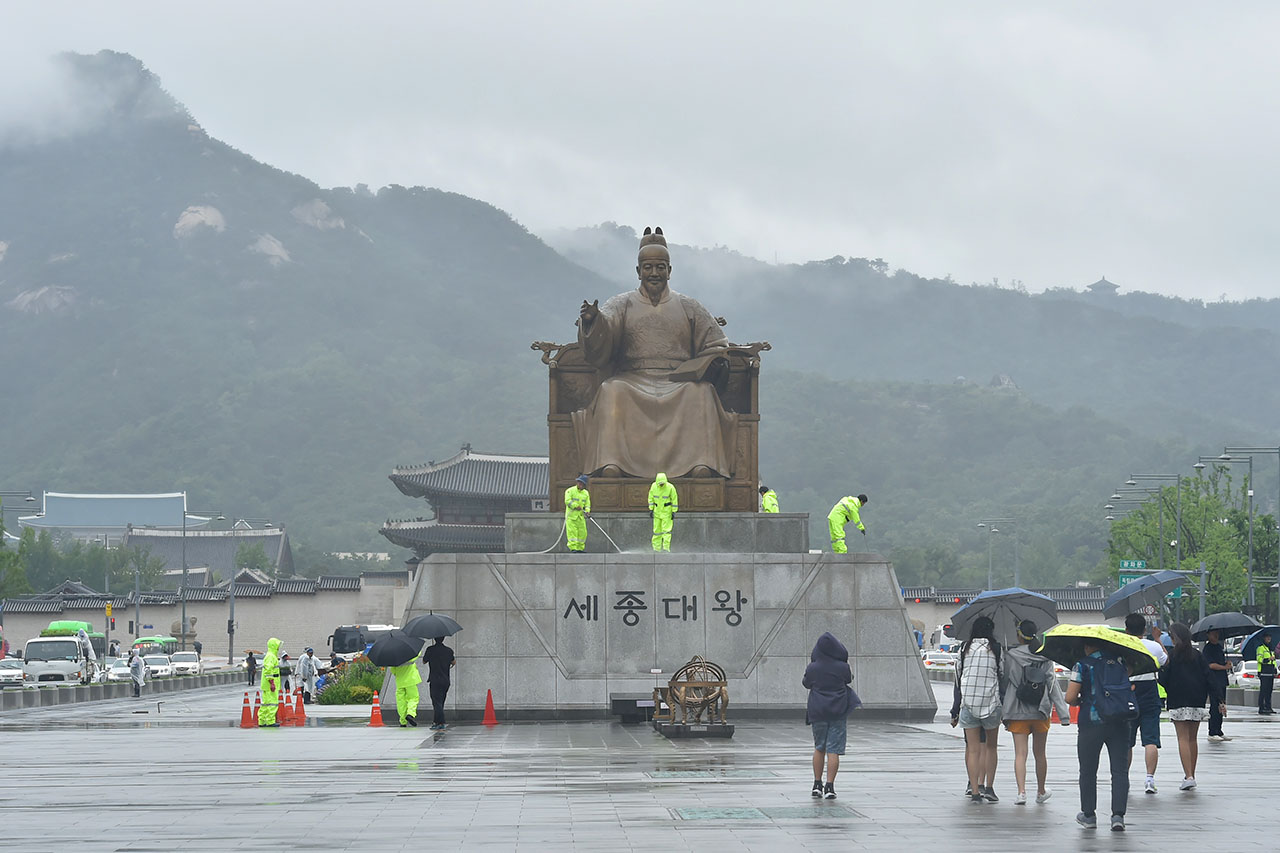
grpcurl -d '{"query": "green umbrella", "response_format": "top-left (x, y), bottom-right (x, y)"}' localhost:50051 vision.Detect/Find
top-left (1038, 623), bottom-right (1160, 677)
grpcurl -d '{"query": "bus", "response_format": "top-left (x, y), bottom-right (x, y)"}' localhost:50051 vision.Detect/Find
top-left (929, 624), bottom-right (959, 652)
top-left (327, 624), bottom-right (397, 660)
top-left (132, 636), bottom-right (179, 656)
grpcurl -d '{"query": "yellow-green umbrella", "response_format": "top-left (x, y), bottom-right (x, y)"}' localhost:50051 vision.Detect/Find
top-left (1038, 623), bottom-right (1160, 677)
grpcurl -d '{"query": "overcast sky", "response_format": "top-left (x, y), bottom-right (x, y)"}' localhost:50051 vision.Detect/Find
top-left (5, 2), bottom-right (1279, 300)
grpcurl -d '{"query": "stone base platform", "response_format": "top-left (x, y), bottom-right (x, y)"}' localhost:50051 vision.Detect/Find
top-left (655, 721), bottom-right (734, 738)
top-left (504, 511), bottom-right (810, 554)
top-left (384, 551), bottom-right (937, 722)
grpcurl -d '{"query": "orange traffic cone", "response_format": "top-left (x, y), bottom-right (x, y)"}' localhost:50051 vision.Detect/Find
top-left (369, 691), bottom-right (384, 727)
top-left (482, 689), bottom-right (498, 726)
top-left (293, 688), bottom-right (306, 725)
top-left (239, 692), bottom-right (255, 728)
top-left (278, 690), bottom-right (292, 726)
top-left (253, 690), bottom-right (261, 718)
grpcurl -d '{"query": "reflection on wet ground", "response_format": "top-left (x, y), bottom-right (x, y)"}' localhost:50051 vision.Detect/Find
top-left (1, 683), bottom-right (1276, 851)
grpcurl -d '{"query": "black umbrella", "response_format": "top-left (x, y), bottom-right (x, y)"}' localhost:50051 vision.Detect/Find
top-left (366, 630), bottom-right (425, 667)
top-left (403, 613), bottom-right (464, 640)
top-left (1190, 612), bottom-right (1261, 642)
top-left (1102, 570), bottom-right (1188, 619)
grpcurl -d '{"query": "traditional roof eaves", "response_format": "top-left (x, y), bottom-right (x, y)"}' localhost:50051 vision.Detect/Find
top-left (389, 446), bottom-right (549, 501)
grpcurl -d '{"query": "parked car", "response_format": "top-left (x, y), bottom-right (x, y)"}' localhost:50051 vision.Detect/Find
top-left (106, 660), bottom-right (133, 682)
top-left (144, 655), bottom-right (173, 678)
top-left (0, 659), bottom-right (24, 687)
top-left (921, 650), bottom-right (956, 670)
top-left (170, 652), bottom-right (202, 676)
top-left (1231, 660), bottom-right (1260, 687)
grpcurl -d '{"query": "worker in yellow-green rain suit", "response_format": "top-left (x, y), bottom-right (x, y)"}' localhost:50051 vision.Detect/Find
top-left (389, 660), bottom-right (422, 727)
top-left (759, 485), bottom-right (779, 513)
top-left (565, 474), bottom-right (591, 552)
top-left (648, 472), bottom-right (679, 552)
top-left (258, 637), bottom-right (281, 727)
top-left (827, 494), bottom-right (869, 554)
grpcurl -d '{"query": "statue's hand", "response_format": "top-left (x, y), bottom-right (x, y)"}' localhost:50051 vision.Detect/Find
top-left (579, 299), bottom-right (600, 327)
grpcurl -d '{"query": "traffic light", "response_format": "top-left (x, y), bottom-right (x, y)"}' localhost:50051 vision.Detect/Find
top-left (128, 620), bottom-right (134, 634)
top-left (110, 617), bottom-right (116, 630)
top-left (227, 619), bottom-right (235, 635)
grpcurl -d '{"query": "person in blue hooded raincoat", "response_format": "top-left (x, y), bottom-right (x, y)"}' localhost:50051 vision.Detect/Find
top-left (802, 632), bottom-right (860, 800)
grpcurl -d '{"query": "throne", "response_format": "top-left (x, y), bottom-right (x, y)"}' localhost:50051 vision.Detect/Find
top-left (533, 333), bottom-right (769, 513)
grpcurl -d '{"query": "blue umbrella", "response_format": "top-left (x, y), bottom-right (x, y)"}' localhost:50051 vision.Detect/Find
top-left (951, 587), bottom-right (1059, 647)
top-left (1241, 626), bottom-right (1280, 662)
top-left (1102, 570), bottom-right (1188, 618)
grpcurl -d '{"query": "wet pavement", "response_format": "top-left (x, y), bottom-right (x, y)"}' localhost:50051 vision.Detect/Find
top-left (0, 682), bottom-right (1276, 851)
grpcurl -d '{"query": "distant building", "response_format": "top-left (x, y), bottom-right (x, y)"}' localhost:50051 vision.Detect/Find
top-left (18, 492), bottom-right (198, 547)
top-left (17, 492), bottom-right (292, 579)
top-left (380, 444), bottom-right (549, 558)
top-left (1086, 276), bottom-right (1119, 295)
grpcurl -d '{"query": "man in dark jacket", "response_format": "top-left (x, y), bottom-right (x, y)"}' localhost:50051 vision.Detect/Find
top-left (1203, 630), bottom-right (1232, 741)
top-left (802, 632), bottom-right (860, 800)
top-left (422, 636), bottom-right (456, 730)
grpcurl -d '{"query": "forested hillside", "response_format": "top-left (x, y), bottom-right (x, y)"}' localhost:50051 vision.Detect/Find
top-left (1, 52), bottom-right (1272, 589)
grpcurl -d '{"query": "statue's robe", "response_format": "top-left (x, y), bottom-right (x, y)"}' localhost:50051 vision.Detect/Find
top-left (573, 286), bottom-right (737, 478)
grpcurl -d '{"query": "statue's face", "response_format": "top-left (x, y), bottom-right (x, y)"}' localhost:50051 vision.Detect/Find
top-left (637, 249), bottom-right (671, 300)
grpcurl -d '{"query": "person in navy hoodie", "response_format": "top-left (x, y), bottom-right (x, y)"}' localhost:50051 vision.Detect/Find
top-left (803, 632), bottom-right (862, 799)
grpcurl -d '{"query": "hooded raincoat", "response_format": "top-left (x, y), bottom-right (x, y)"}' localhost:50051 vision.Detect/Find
top-left (803, 632), bottom-right (861, 723)
top-left (389, 661), bottom-right (423, 726)
top-left (827, 496), bottom-right (865, 553)
top-left (564, 484), bottom-right (591, 552)
top-left (258, 637), bottom-right (281, 726)
top-left (648, 473), bottom-right (679, 551)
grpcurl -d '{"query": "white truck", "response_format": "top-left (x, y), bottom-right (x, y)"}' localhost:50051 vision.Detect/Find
top-left (23, 632), bottom-right (101, 685)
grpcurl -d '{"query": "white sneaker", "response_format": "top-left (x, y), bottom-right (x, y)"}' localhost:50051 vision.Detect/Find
top-left (1179, 777), bottom-right (1196, 790)
top-left (1207, 734), bottom-right (1223, 742)
top-left (1035, 789), bottom-right (1053, 804)
top-left (1217, 734), bottom-right (1233, 741)
top-left (1144, 778), bottom-right (1157, 794)
top-left (1014, 792), bottom-right (1027, 805)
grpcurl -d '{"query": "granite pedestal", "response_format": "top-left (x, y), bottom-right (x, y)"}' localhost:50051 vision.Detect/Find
top-left (386, 551), bottom-right (937, 721)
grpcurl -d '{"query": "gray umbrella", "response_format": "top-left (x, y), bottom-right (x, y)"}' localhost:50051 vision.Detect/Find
top-left (403, 613), bottom-right (464, 640)
top-left (1102, 570), bottom-right (1188, 619)
top-left (951, 587), bottom-right (1059, 647)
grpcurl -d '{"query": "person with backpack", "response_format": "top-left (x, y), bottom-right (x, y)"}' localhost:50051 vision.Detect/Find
top-left (950, 615), bottom-right (1003, 803)
top-left (1065, 638), bottom-right (1135, 831)
top-left (1159, 621), bottom-right (1222, 790)
top-left (1124, 613), bottom-right (1168, 794)
top-left (1001, 620), bottom-right (1070, 805)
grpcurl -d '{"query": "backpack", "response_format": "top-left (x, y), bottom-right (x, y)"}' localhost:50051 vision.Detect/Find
top-left (1082, 655), bottom-right (1138, 722)
top-left (1015, 658), bottom-right (1051, 706)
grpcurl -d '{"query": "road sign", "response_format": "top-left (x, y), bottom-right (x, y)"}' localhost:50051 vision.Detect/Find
top-left (105, 603), bottom-right (112, 617)
top-left (1119, 559), bottom-right (1147, 570)
top-left (1139, 605), bottom-right (1159, 616)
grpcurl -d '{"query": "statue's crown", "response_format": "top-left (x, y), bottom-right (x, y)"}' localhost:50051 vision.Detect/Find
top-left (639, 226), bottom-right (667, 248)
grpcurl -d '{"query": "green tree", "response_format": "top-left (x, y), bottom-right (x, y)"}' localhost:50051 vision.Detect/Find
top-left (235, 541), bottom-right (275, 578)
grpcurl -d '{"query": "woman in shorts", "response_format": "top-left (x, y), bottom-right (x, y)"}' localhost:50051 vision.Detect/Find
top-left (803, 632), bottom-right (860, 800)
top-left (1001, 620), bottom-right (1071, 804)
top-left (1159, 622), bottom-right (1223, 790)
top-left (951, 616), bottom-right (1003, 802)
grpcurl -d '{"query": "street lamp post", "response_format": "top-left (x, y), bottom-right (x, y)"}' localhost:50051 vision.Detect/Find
top-left (226, 518), bottom-right (275, 666)
top-left (1224, 447), bottom-right (1280, 625)
top-left (180, 505), bottom-right (225, 651)
top-left (0, 491), bottom-right (37, 541)
top-left (1197, 455), bottom-right (1255, 611)
top-left (976, 518), bottom-right (1017, 588)
top-left (1124, 474), bottom-right (1182, 576)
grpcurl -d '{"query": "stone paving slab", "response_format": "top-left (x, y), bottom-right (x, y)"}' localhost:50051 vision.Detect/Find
top-left (0, 683), bottom-right (1274, 851)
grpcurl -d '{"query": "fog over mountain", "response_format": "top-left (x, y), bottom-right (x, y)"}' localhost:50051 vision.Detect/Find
top-left (1, 51), bottom-right (1275, 588)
